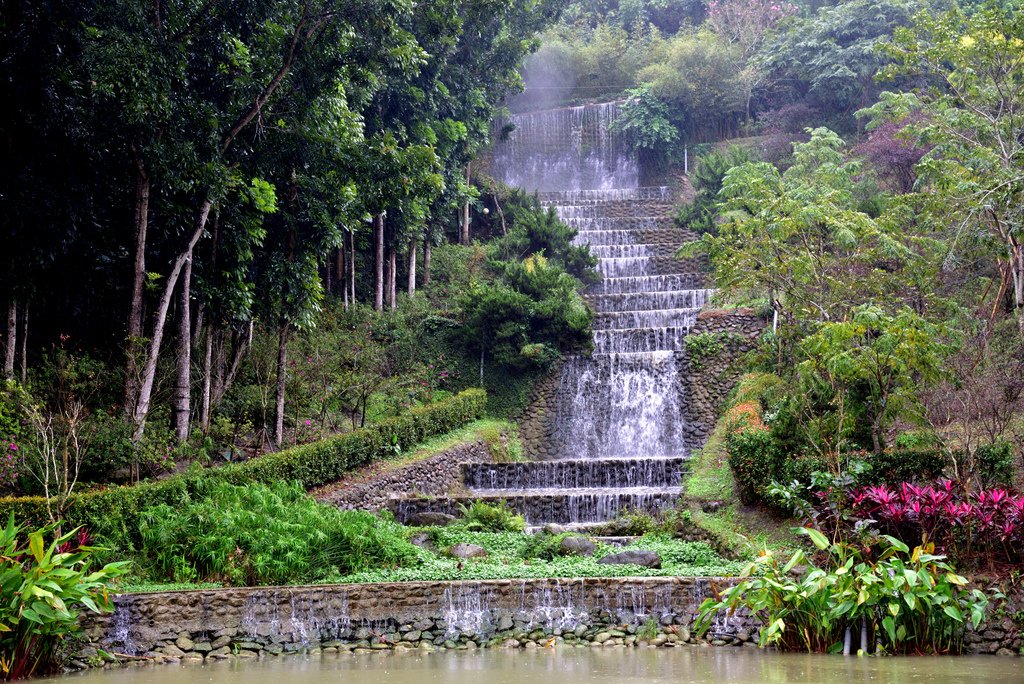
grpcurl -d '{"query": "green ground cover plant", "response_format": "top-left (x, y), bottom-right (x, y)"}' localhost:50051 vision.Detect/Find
top-left (135, 481), bottom-right (416, 586)
top-left (337, 527), bottom-right (743, 583)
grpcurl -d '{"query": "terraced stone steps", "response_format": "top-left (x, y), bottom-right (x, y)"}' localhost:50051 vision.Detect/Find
top-left (593, 308), bottom-right (704, 330)
top-left (597, 256), bottom-right (703, 278)
top-left (380, 181), bottom-right (706, 529)
top-left (392, 490), bottom-right (683, 526)
top-left (592, 325), bottom-right (697, 354)
top-left (589, 289), bottom-right (715, 313)
top-left (463, 457), bottom-right (688, 491)
top-left (592, 274), bottom-right (707, 295)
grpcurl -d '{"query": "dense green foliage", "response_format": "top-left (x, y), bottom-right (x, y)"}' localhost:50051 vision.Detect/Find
top-left (0, 517), bottom-right (127, 680)
top-left (696, 529), bottom-right (989, 654)
top-left (138, 481), bottom-right (416, 585)
top-left (457, 500), bottom-right (527, 533)
top-left (0, 390), bottom-right (484, 549)
top-left (0, 0), bottom-right (568, 486)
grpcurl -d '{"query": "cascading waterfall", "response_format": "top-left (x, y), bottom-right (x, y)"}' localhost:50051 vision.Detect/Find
top-left (459, 102), bottom-right (711, 525)
top-left (488, 102), bottom-right (638, 192)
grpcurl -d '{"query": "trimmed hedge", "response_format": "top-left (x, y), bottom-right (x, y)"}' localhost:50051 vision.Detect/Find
top-left (0, 389), bottom-right (486, 549)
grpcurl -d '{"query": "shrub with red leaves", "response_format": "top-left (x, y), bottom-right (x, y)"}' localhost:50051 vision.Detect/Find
top-left (845, 481), bottom-right (1024, 566)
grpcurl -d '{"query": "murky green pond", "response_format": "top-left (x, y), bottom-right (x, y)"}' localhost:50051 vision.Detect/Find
top-left (52, 648), bottom-right (1019, 683)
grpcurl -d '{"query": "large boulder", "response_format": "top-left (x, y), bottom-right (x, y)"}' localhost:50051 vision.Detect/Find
top-left (558, 536), bottom-right (596, 557)
top-left (409, 532), bottom-right (436, 552)
top-left (596, 550), bottom-right (662, 569)
top-left (448, 543), bottom-right (488, 559)
top-left (405, 512), bottom-right (456, 527)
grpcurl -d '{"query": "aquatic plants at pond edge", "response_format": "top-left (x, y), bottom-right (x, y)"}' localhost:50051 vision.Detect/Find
top-left (694, 528), bottom-right (989, 655)
top-left (0, 516), bottom-right (127, 680)
top-left (137, 481), bottom-right (417, 586)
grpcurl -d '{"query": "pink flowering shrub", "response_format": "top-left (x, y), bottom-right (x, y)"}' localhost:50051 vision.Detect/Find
top-left (0, 438), bottom-right (21, 493)
top-left (824, 481), bottom-right (1024, 566)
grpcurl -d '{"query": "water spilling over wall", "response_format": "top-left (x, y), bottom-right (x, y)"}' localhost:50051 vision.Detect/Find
top-left (488, 103), bottom-right (638, 192)
top-left (89, 578), bottom-right (750, 657)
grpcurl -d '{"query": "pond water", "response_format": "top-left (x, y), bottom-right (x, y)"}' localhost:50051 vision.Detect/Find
top-left (53, 648), bottom-right (1018, 684)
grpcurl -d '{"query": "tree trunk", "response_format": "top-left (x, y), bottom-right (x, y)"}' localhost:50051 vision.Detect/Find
top-left (131, 199), bottom-right (211, 442)
top-left (324, 252), bottom-right (332, 295)
top-left (461, 164), bottom-right (472, 245)
top-left (1012, 239), bottom-right (1024, 336)
top-left (211, 321), bottom-right (252, 410)
top-left (200, 323), bottom-right (213, 434)
top-left (336, 245), bottom-right (347, 309)
top-left (173, 258), bottom-right (193, 442)
top-left (125, 158), bottom-right (150, 413)
top-left (3, 298), bottom-right (15, 380)
top-left (423, 237), bottom-right (432, 287)
top-left (388, 247), bottom-right (397, 309)
top-left (274, 323), bottom-right (289, 448)
top-left (407, 242), bottom-right (417, 297)
top-left (18, 301), bottom-right (28, 384)
top-left (349, 230), bottom-right (356, 307)
top-left (374, 214), bottom-right (384, 311)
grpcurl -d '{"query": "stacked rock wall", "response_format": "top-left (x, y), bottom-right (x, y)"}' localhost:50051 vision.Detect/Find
top-left (83, 577), bottom-right (755, 662)
top-left (681, 310), bottom-right (766, 447)
top-left (516, 361), bottom-right (564, 459)
top-left (313, 441), bottom-right (494, 511)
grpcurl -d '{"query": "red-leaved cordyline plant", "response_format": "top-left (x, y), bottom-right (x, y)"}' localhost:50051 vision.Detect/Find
top-left (842, 481), bottom-right (1024, 567)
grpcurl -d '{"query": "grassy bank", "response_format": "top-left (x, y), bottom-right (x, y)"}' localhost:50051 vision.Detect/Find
top-left (682, 420), bottom-right (800, 558)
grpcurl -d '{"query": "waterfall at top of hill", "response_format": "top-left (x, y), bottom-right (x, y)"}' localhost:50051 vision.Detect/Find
top-left (488, 102), bottom-right (638, 193)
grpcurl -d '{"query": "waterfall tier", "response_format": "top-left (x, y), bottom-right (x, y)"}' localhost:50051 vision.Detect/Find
top-left (488, 103), bottom-right (638, 192)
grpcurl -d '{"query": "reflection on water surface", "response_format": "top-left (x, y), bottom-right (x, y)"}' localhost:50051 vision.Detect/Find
top-left (52, 647), bottom-right (1017, 684)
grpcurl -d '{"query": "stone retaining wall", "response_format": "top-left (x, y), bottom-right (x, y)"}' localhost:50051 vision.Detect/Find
top-left (682, 310), bottom-right (766, 446)
top-left (78, 576), bottom-right (1022, 667)
top-left (313, 440), bottom-right (494, 511)
top-left (82, 577), bottom-right (755, 665)
top-left (516, 361), bottom-right (564, 459)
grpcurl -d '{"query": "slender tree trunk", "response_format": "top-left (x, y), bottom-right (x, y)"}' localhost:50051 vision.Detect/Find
top-left (18, 301), bottom-right (28, 384)
top-left (349, 230), bottom-right (356, 307)
top-left (336, 245), bottom-right (347, 309)
top-left (407, 242), bottom-right (417, 297)
top-left (125, 158), bottom-right (150, 412)
top-left (423, 237), bottom-right (432, 287)
top-left (324, 253), bottom-right (332, 294)
top-left (173, 259), bottom-right (193, 442)
top-left (211, 322), bottom-right (252, 410)
top-left (200, 324), bottom-right (213, 434)
top-left (1012, 240), bottom-right (1024, 336)
top-left (461, 163), bottom-right (471, 245)
top-left (132, 199), bottom-right (211, 442)
top-left (3, 298), bottom-right (15, 380)
top-left (374, 214), bottom-right (384, 311)
top-left (388, 248), bottom-right (397, 310)
top-left (274, 323), bottom-right (289, 448)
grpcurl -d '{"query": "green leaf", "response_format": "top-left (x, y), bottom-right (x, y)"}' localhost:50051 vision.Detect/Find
top-left (943, 605), bottom-right (963, 622)
top-left (882, 616), bottom-right (896, 643)
top-left (800, 527), bottom-right (830, 551)
top-left (29, 531), bottom-right (44, 564)
top-left (882, 535), bottom-right (909, 554)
